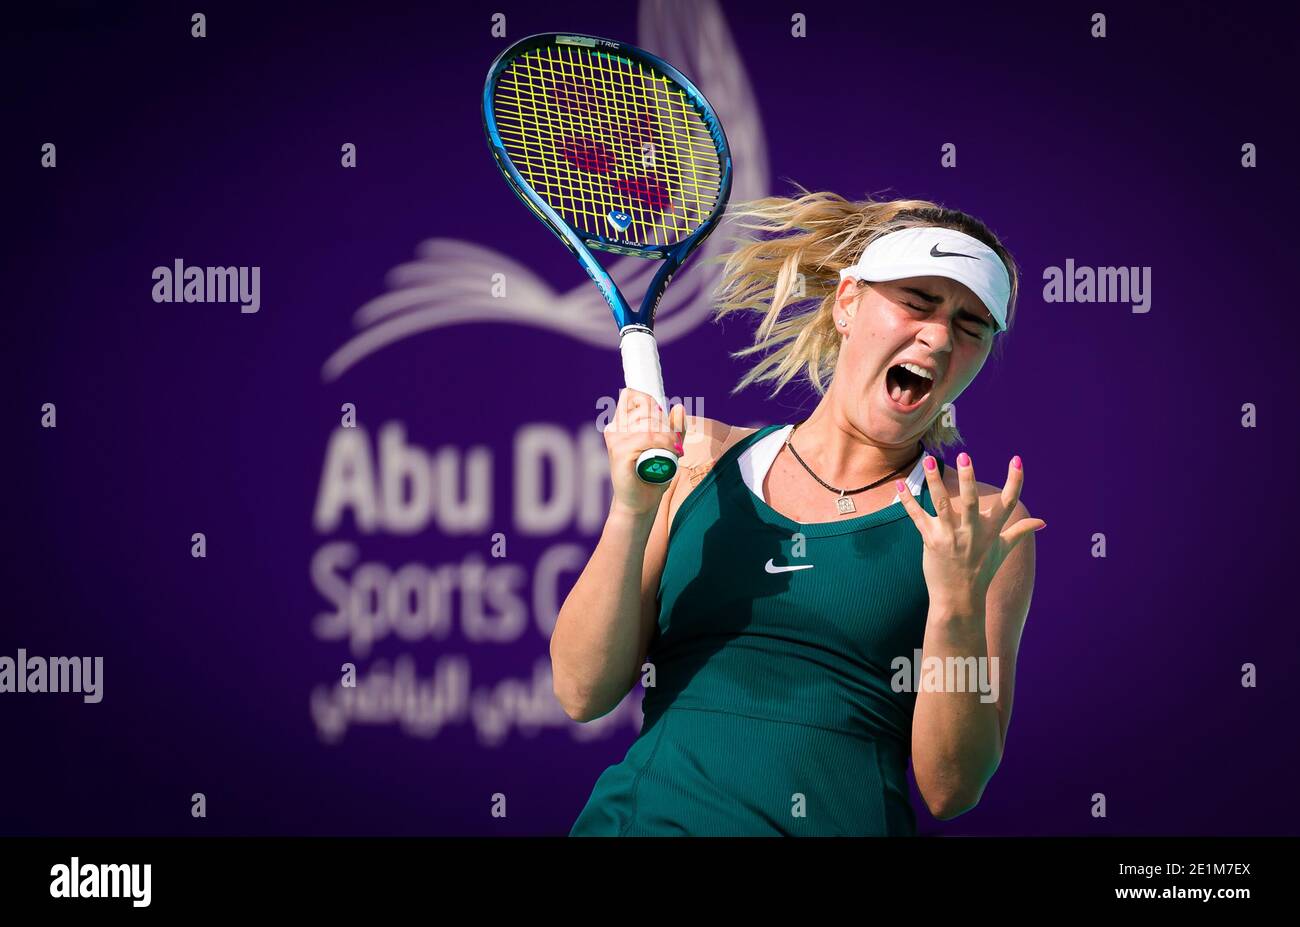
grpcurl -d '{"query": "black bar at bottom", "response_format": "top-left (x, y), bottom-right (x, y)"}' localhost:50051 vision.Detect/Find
top-left (0, 836), bottom-right (1287, 913)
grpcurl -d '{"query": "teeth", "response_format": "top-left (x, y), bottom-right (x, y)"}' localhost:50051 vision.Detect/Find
top-left (889, 363), bottom-right (930, 409)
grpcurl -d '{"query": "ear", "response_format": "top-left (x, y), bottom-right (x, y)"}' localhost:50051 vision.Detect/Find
top-left (836, 277), bottom-right (862, 315)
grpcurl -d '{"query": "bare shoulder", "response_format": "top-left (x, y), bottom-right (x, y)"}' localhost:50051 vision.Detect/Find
top-left (677, 416), bottom-right (752, 482)
top-left (668, 417), bottom-right (756, 516)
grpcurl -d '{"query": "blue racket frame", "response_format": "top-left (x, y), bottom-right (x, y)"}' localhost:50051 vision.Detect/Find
top-left (482, 32), bottom-right (734, 330)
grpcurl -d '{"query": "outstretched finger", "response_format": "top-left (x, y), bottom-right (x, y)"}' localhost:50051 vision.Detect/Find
top-left (894, 479), bottom-right (932, 537)
top-left (999, 515), bottom-right (1046, 553)
top-left (921, 455), bottom-right (955, 526)
top-left (955, 451), bottom-right (979, 523)
top-left (996, 455), bottom-right (1027, 527)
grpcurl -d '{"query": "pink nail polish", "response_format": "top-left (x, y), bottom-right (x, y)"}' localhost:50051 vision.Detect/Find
top-left (957, 452), bottom-right (970, 467)
top-left (1011, 455), bottom-right (1023, 470)
top-left (895, 480), bottom-right (907, 493)
top-left (923, 456), bottom-right (936, 472)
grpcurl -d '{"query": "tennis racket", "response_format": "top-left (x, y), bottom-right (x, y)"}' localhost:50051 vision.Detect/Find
top-left (482, 32), bottom-right (733, 484)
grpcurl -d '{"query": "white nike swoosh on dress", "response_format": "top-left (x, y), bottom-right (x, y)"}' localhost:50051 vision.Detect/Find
top-left (764, 559), bottom-right (815, 573)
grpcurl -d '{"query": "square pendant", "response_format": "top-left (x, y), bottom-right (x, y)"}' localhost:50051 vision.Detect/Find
top-left (836, 495), bottom-right (856, 515)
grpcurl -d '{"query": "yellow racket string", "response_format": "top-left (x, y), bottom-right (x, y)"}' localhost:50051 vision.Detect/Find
top-left (492, 43), bottom-right (723, 247)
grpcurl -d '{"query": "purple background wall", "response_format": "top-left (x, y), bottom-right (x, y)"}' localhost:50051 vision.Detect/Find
top-left (4, 0), bottom-right (1297, 836)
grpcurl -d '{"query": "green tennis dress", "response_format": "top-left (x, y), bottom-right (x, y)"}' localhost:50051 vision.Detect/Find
top-left (569, 423), bottom-right (946, 836)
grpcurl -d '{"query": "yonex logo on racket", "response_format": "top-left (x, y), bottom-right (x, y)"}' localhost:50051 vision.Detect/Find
top-left (607, 210), bottom-right (633, 232)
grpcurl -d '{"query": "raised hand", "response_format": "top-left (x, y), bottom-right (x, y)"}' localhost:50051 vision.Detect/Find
top-left (604, 388), bottom-right (686, 517)
top-left (894, 452), bottom-right (1045, 611)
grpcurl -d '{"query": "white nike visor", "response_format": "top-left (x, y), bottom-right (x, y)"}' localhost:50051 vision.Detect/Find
top-left (838, 226), bottom-right (1011, 333)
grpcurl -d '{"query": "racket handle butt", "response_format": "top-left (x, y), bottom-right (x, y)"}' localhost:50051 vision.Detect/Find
top-left (635, 447), bottom-right (678, 485)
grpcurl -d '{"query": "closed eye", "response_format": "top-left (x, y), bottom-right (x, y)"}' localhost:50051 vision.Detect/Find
top-left (905, 303), bottom-right (984, 338)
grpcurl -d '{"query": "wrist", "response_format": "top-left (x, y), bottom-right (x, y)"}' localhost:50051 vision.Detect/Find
top-left (609, 499), bottom-right (659, 529)
top-left (928, 580), bottom-right (985, 613)
top-left (928, 590), bottom-right (987, 626)
top-left (926, 598), bottom-right (988, 652)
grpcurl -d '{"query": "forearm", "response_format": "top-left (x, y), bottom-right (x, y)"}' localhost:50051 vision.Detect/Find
top-left (550, 501), bottom-right (656, 720)
top-left (910, 595), bottom-right (1003, 818)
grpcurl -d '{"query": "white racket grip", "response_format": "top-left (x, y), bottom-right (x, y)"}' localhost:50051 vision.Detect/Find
top-left (618, 327), bottom-right (669, 418)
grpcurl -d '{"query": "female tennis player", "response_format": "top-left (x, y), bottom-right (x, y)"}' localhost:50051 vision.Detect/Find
top-left (555, 191), bottom-right (1044, 836)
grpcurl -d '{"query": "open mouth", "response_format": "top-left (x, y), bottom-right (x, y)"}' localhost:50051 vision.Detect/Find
top-left (884, 364), bottom-right (934, 413)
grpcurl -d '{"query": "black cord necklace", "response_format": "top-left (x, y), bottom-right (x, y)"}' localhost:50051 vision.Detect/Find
top-left (783, 420), bottom-right (926, 515)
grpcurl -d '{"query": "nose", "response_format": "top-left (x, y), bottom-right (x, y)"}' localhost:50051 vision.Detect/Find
top-left (916, 318), bottom-right (955, 355)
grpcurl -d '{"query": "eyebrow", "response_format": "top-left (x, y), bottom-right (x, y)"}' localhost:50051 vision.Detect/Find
top-left (898, 286), bottom-right (994, 330)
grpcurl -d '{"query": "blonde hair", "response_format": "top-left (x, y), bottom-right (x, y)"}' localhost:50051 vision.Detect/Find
top-left (709, 184), bottom-right (1020, 454)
